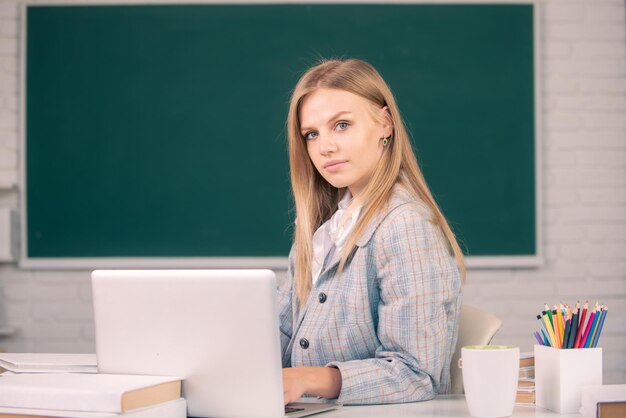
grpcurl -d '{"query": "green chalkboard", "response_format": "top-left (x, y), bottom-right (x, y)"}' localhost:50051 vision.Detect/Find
top-left (24, 4), bottom-right (536, 263)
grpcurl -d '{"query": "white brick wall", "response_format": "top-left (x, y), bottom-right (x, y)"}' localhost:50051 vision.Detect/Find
top-left (1, 0), bottom-right (625, 385)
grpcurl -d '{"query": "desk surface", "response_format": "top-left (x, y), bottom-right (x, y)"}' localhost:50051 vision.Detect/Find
top-left (317, 395), bottom-right (580, 418)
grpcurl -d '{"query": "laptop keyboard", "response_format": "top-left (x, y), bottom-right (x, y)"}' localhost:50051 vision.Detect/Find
top-left (285, 406), bottom-right (305, 414)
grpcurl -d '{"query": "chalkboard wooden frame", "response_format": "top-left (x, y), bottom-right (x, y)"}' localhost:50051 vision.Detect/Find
top-left (19, 0), bottom-right (542, 269)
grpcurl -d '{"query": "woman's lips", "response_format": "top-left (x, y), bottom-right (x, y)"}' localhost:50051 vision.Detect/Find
top-left (324, 160), bottom-right (347, 172)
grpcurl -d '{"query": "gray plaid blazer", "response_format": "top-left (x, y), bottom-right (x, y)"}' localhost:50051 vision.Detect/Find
top-left (278, 186), bottom-right (462, 405)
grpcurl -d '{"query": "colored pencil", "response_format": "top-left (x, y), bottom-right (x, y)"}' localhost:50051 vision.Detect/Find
top-left (562, 315), bottom-right (571, 349)
top-left (559, 305), bottom-right (566, 347)
top-left (592, 306), bottom-right (609, 348)
top-left (554, 306), bottom-right (563, 348)
top-left (587, 305), bottom-right (602, 348)
top-left (584, 305), bottom-right (601, 348)
top-left (545, 304), bottom-right (554, 329)
top-left (537, 314), bottom-right (551, 345)
top-left (574, 301), bottom-right (588, 348)
top-left (534, 331), bottom-right (544, 345)
top-left (542, 310), bottom-right (558, 347)
top-left (568, 307), bottom-right (579, 349)
top-left (534, 300), bottom-right (607, 350)
top-left (578, 309), bottom-right (596, 349)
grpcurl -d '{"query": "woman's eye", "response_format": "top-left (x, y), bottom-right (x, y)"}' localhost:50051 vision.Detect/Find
top-left (304, 131), bottom-right (318, 140)
top-left (336, 121), bottom-right (349, 130)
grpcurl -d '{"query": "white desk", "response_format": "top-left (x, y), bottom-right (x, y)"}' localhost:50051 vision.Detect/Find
top-left (318, 395), bottom-right (580, 418)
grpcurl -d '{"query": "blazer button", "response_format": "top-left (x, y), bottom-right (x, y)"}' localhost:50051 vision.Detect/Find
top-left (299, 338), bottom-right (309, 349)
top-left (318, 292), bottom-right (327, 303)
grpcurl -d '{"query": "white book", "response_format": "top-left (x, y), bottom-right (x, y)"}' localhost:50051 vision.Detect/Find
top-left (580, 384), bottom-right (626, 418)
top-left (0, 373), bottom-right (181, 414)
top-left (0, 398), bottom-right (186, 418)
top-left (0, 354), bottom-right (97, 373)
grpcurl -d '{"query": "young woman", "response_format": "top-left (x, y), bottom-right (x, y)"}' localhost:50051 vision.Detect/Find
top-left (279, 59), bottom-right (465, 406)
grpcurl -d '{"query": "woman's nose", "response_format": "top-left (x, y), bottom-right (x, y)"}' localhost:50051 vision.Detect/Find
top-left (318, 133), bottom-right (337, 155)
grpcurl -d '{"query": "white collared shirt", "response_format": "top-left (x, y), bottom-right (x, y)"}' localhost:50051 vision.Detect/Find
top-left (311, 191), bottom-right (362, 285)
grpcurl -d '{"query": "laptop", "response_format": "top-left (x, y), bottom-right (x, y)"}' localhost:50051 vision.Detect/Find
top-left (91, 269), bottom-right (339, 418)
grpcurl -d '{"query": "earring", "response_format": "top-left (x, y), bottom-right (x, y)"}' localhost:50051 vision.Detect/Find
top-left (381, 136), bottom-right (389, 146)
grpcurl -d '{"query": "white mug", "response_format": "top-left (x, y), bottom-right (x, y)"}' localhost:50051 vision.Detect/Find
top-left (460, 345), bottom-right (520, 418)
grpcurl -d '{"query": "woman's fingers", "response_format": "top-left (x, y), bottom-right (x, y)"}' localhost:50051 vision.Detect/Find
top-left (282, 368), bottom-right (307, 405)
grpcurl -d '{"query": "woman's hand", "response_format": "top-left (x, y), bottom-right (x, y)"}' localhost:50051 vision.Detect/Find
top-left (282, 367), bottom-right (311, 404)
top-left (282, 366), bottom-right (342, 405)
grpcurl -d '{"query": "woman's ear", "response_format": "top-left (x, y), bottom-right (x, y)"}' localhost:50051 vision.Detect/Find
top-left (380, 106), bottom-right (394, 138)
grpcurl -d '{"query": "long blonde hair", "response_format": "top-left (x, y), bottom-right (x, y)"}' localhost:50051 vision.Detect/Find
top-left (287, 59), bottom-right (465, 306)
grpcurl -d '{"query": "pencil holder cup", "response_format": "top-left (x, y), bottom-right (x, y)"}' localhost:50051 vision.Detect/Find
top-left (535, 344), bottom-right (602, 413)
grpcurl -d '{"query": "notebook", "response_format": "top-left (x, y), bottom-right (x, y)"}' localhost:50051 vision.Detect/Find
top-left (91, 269), bottom-right (339, 418)
top-left (0, 353), bottom-right (97, 373)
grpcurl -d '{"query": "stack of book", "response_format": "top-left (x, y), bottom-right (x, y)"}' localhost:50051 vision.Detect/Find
top-left (0, 354), bottom-right (186, 418)
top-left (516, 352), bottom-right (535, 405)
